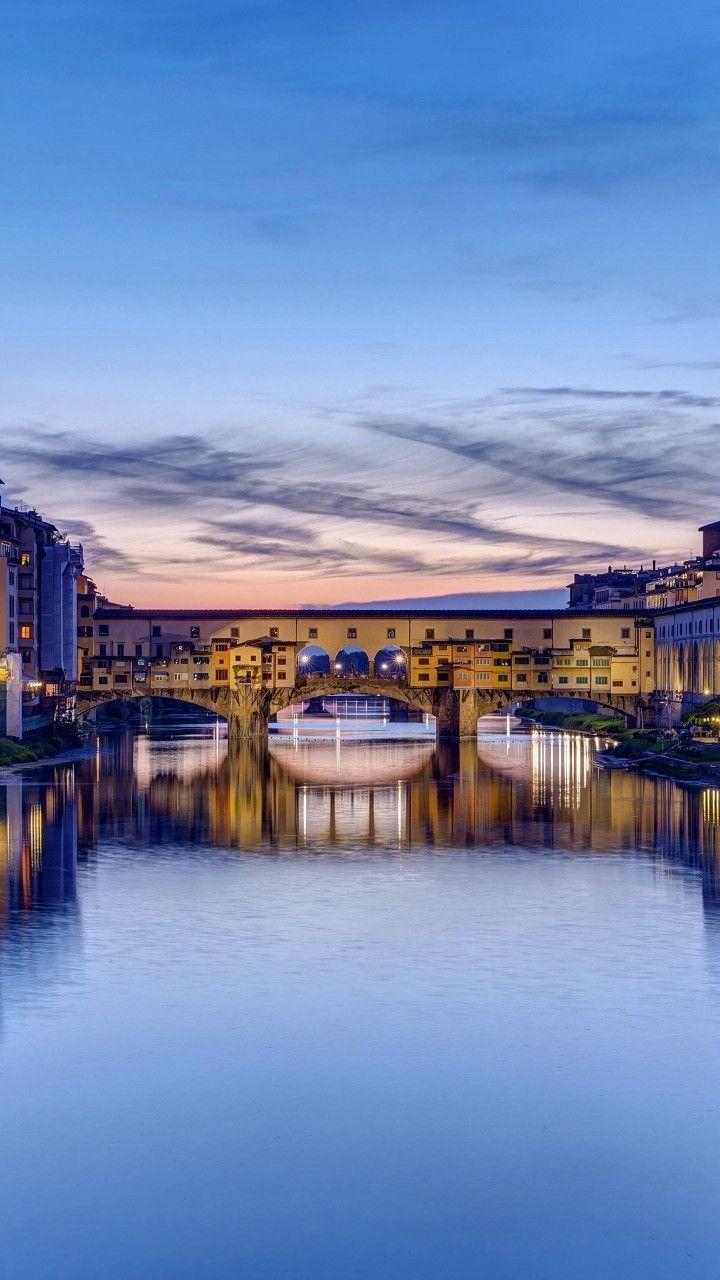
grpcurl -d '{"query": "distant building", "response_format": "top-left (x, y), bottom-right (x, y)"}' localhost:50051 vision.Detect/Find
top-left (569, 521), bottom-right (720, 613)
top-left (0, 486), bottom-right (84, 735)
top-left (567, 565), bottom-right (660, 612)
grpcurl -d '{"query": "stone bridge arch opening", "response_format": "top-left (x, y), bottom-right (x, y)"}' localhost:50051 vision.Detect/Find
top-left (372, 646), bottom-right (408, 678)
top-left (296, 644), bottom-right (331, 677)
top-left (510, 694), bottom-right (637, 727)
top-left (334, 647), bottom-right (370, 677)
top-left (76, 690), bottom-right (226, 731)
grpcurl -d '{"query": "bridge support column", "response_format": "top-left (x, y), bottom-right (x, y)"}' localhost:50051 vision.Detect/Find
top-left (225, 688), bottom-right (269, 740)
top-left (435, 689), bottom-right (480, 741)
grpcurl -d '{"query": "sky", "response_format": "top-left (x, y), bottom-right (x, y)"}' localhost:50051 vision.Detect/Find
top-left (1, 0), bottom-right (719, 608)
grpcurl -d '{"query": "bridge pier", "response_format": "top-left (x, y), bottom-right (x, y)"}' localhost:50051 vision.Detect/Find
top-left (225, 688), bottom-right (269, 740)
top-left (435, 689), bottom-right (484, 741)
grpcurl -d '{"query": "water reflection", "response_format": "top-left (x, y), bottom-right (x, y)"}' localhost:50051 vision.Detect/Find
top-left (2, 731), bottom-right (720, 1279)
top-left (1, 729), bottom-right (719, 922)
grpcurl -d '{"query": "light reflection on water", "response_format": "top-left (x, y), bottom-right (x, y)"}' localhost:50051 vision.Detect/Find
top-left (1, 730), bottom-right (720, 1280)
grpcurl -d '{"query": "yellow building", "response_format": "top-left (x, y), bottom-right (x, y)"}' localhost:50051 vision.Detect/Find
top-left (230, 638), bottom-right (298, 688)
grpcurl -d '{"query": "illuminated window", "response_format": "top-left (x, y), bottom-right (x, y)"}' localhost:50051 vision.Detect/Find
top-left (20, 624), bottom-right (32, 640)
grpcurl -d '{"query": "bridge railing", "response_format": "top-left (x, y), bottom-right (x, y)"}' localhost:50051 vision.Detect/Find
top-left (294, 672), bottom-right (410, 689)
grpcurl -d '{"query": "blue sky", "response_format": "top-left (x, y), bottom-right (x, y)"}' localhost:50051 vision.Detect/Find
top-left (1, 0), bottom-right (719, 606)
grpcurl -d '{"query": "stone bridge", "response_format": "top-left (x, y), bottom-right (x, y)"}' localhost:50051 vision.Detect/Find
top-left (75, 678), bottom-right (645, 740)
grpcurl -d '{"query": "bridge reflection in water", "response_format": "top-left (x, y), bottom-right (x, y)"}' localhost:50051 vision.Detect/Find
top-left (1, 730), bottom-right (719, 934)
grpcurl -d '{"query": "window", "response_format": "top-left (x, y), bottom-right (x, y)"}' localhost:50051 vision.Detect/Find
top-left (99, 624), bottom-right (109, 636)
top-left (612, 680), bottom-right (623, 688)
top-left (115, 674), bottom-right (128, 685)
top-left (595, 676), bottom-right (609, 686)
top-left (135, 644), bottom-right (143, 658)
top-left (98, 676), bottom-right (108, 686)
top-left (514, 656), bottom-right (529, 666)
top-left (386, 628), bottom-right (396, 640)
top-left (231, 627), bottom-right (239, 638)
top-left (621, 627), bottom-right (631, 639)
top-left (80, 605), bottom-right (90, 618)
top-left (347, 627), bottom-right (357, 639)
top-left (418, 674), bottom-right (429, 682)
top-left (99, 643), bottom-right (107, 657)
top-left (20, 552), bottom-right (30, 566)
top-left (155, 644), bottom-right (164, 658)
top-left (425, 628), bottom-right (435, 640)
top-left (216, 669), bottom-right (228, 681)
top-left (465, 628), bottom-right (474, 640)
top-left (537, 672), bottom-right (549, 684)
top-left (558, 676), bottom-right (569, 685)
top-left (19, 599), bottom-right (32, 615)
top-left (309, 627), bottom-right (318, 639)
top-left (152, 625), bottom-right (161, 637)
top-left (516, 674), bottom-right (527, 683)
top-left (543, 628), bottom-right (552, 640)
top-left (269, 627), bottom-right (279, 638)
top-left (437, 671), bottom-right (450, 681)
top-left (190, 626), bottom-right (200, 639)
top-left (117, 643), bottom-right (125, 657)
top-left (504, 628), bottom-right (513, 640)
top-left (576, 676), bottom-right (588, 684)
top-left (582, 628), bottom-right (591, 639)
top-left (418, 658), bottom-right (429, 666)
top-left (193, 671), bottom-right (210, 681)
top-left (22, 650), bottom-right (31, 664)
top-left (498, 673), bottom-right (509, 683)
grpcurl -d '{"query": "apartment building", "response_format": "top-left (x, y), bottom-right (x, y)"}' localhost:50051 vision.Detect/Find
top-left (0, 491), bottom-right (83, 735)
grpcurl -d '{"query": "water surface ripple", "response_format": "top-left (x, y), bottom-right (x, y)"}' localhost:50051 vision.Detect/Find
top-left (1, 730), bottom-right (719, 1279)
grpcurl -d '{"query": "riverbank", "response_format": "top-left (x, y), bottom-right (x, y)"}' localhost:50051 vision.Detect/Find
top-left (0, 724), bottom-right (85, 771)
top-left (519, 711), bottom-right (720, 786)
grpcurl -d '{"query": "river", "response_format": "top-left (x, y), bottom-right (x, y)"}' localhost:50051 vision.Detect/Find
top-left (1, 727), bottom-right (720, 1279)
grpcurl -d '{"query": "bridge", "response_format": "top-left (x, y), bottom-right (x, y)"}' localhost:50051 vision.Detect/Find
top-left (76, 675), bottom-right (643, 740)
top-left (75, 604), bottom-right (654, 738)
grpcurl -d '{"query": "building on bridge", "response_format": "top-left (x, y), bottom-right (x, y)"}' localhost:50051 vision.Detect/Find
top-left (79, 606), bottom-right (654, 737)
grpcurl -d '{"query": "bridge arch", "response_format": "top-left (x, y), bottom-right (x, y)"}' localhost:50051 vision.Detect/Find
top-left (372, 646), bottom-right (408, 678)
top-left (509, 694), bottom-right (638, 726)
top-left (334, 647), bottom-right (370, 677)
top-left (296, 644), bottom-right (331, 677)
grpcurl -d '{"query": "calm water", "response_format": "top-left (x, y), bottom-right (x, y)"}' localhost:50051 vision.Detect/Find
top-left (1, 729), bottom-right (720, 1280)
